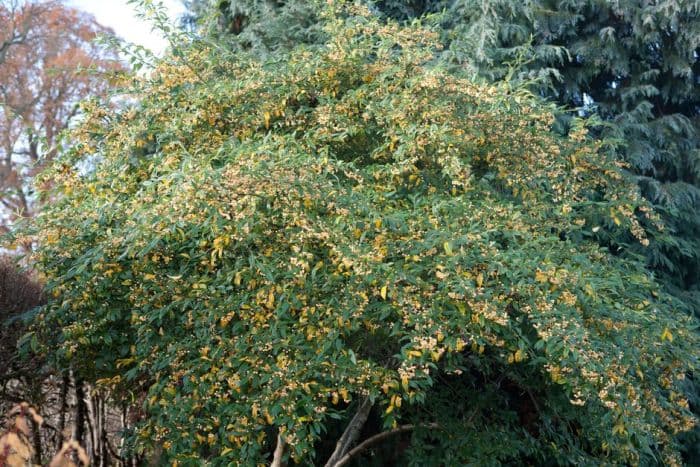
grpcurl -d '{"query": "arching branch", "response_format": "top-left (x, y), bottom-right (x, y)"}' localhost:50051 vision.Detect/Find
top-left (332, 423), bottom-right (440, 467)
top-left (323, 397), bottom-right (373, 467)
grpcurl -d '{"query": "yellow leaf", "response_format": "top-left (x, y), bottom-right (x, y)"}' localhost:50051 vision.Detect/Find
top-left (443, 241), bottom-right (453, 255)
top-left (661, 327), bottom-right (673, 342)
top-left (234, 272), bottom-right (242, 286)
top-left (401, 375), bottom-right (409, 390)
top-left (264, 111), bottom-right (271, 129)
top-left (610, 208), bottom-right (621, 226)
top-left (380, 285), bottom-right (387, 300)
top-left (374, 218), bottom-right (382, 229)
top-left (612, 422), bottom-right (626, 436)
top-left (266, 289), bottom-right (275, 309)
top-left (514, 349), bottom-right (525, 363)
top-left (584, 283), bottom-right (595, 296)
top-left (549, 366), bottom-right (565, 384)
top-left (476, 273), bottom-right (484, 288)
top-left (116, 357), bottom-right (135, 368)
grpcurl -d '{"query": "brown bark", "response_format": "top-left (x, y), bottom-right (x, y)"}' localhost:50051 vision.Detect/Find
top-left (32, 414), bottom-right (42, 465)
top-left (74, 379), bottom-right (86, 447)
top-left (57, 374), bottom-right (70, 447)
top-left (270, 431), bottom-right (286, 467)
top-left (323, 398), bottom-right (374, 467)
top-left (85, 390), bottom-right (106, 466)
top-left (85, 392), bottom-right (96, 465)
top-left (331, 423), bottom-right (440, 467)
top-left (99, 396), bottom-right (108, 465)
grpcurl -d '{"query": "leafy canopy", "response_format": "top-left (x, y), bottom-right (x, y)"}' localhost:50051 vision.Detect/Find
top-left (184, 2), bottom-right (700, 456)
top-left (192, 0), bottom-right (700, 312)
top-left (28, 3), bottom-right (696, 465)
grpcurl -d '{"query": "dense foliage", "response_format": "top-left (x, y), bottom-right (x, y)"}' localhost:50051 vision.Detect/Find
top-left (435, 0), bottom-right (700, 317)
top-left (184, 0), bottom-right (700, 457)
top-left (26, 3), bottom-right (697, 465)
top-left (191, 0), bottom-right (700, 310)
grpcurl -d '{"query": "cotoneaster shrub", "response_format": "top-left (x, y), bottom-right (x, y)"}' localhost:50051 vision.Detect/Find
top-left (26, 4), bottom-right (696, 465)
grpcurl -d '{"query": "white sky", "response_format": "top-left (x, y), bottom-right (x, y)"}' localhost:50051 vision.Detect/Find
top-left (66, 0), bottom-right (187, 56)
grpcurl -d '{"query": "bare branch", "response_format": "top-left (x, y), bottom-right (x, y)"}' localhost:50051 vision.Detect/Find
top-left (270, 430), bottom-right (286, 467)
top-left (332, 423), bottom-right (440, 467)
top-left (323, 397), bottom-right (374, 467)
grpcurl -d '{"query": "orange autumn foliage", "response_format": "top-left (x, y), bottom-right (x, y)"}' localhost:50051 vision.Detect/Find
top-left (0, 0), bottom-right (122, 232)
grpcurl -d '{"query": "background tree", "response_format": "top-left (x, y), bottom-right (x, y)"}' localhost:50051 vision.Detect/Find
top-left (0, 256), bottom-right (44, 413)
top-left (180, 0), bottom-right (323, 52)
top-left (29, 4), bottom-right (697, 464)
top-left (442, 0), bottom-right (700, 316)
top-left (0, 256), bottom-right (50, 464)
top-left (0, 0), bottom-right (121, 233)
